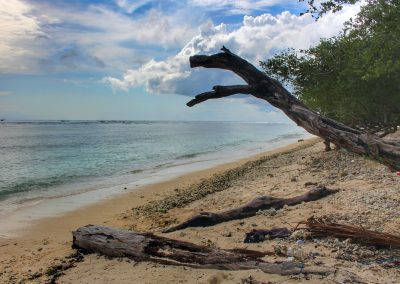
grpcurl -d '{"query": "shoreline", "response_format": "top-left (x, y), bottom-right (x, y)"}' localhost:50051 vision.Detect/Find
top-left (0, 135), bottom-right (312, 239)
top-left (0, 137), bottom-right (320, 282)
top-left (2, 135), bottom-right (398, 283)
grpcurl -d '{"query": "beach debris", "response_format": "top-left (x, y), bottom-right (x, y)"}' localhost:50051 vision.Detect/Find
top-left (288, 244), bottom-right (308, 261)
top-left (273, 245), bottom-right (288, 256)
top-left (290, 229), bottom-right (311, 241)
top-left (240, 275), bottom-right (263, 284)
top-left (396, 171), bottom-right (400, 176)
top-left (297, 216), bottom-right (400, 248)
top-left (43, 251), bottom-right (84, 283)
top-left (244, 228), bottom-right (291, 243)
top-left (256, 207), bottom-right (278, 216)
top-left (163, 186), bottom-right (338, 233)
top-left (72, 225), bottom-right (335, 276)
top-left (304, 181), bottom-right (318, 187)
top-left (221, 230), bottom-right (232, 237)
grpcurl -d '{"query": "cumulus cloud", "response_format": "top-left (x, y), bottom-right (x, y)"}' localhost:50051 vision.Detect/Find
top-left (0, 0), bottom-right (200, 73)
top-left (104, 4), bottom-right (361, 96)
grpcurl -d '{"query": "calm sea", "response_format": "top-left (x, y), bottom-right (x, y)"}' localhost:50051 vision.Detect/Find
top-left (0, 121), bottom-right (309, 217)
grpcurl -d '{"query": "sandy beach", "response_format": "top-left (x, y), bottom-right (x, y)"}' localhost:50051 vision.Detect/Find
top-left (1, 136), bottom-right (399, 284)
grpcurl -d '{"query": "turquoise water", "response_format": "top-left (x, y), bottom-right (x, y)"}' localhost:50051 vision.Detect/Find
top-left (0, 121), bottom-right (309, 214)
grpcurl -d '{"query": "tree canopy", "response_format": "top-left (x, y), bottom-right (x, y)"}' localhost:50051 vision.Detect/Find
top-left (301, 0), bottom-right (359, 19)
top-left (262, 0), bottom-right (400, 135)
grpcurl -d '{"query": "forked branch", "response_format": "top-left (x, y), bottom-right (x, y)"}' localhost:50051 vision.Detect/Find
top-left (187, 85), bottom-right (255, 107)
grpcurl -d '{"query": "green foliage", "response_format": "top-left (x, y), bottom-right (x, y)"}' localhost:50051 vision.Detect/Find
top-left (262, 0), bottom-right (400, 132)
top-left (300, 0), bottom-right (359, 19)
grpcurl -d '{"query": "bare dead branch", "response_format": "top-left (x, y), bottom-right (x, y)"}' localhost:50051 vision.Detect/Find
top-left (164, 187), bottom-right (338, 233)
top-left (187, 85), bottom-right (255, 107)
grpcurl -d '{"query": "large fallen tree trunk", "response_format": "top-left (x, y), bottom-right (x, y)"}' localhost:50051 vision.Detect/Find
top-left (72, 225), bottom-right (334, 276)
top-left (164, 186), bottom-right (338, 233)
top-left (186, 47), bottom-right (400, 171)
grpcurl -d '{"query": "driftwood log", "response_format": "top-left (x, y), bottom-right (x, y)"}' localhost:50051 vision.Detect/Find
top-left (186, 47), bottom-right (400, 171)
top-left (164, 186), bottom-right (338, 233)
top-left (72, 225), bottom-right (334, 276)
top-left (244, 228), bottom-right (291, 243)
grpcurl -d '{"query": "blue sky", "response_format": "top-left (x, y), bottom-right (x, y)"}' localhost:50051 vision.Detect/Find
top-left (0, 0), bottom-right (360, 121)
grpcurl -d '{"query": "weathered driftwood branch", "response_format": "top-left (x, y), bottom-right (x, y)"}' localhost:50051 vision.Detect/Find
top-left (164, 186), bottom-right (338, 233)
top-left (187, 85), bottom-right (255, 107)
top-left (298, 216), bottom-right (400, 248)
top-left (244, 228), bottom-right (291, 243)
top-left (187, 47), bottom-right (400, 171)
top-left (72, 225), bottom-right (334, 275)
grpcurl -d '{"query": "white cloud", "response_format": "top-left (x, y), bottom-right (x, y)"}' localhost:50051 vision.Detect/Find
top-left (116, 0), bottom-right (152, 13)
top-left (0, 1), bottom-right (200, 73)
top-left (43, 5), bottom-right (197, 49)
top-left (0, 0), bottom-right (50, 73)
top-left (189, 0), bottom-right (293, 14)
top-left (104, 4), bottom-right (361, 96)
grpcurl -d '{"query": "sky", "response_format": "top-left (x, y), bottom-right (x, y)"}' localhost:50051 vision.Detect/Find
top-left (0, 0), bottom-right (361, 121)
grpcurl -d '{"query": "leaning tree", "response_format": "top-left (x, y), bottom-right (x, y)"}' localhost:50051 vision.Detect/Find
top-left (186, 47), bottom-right (400, 171)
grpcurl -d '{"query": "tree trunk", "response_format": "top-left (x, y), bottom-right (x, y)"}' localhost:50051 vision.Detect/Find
top-left (186, 47), bottom-right (400, 171)
top-left (323, 140), bottom-right (332, 151)
top-left (72, 225), bottom-right (334, 276)
top-left (378, 125), bottom-right (398, 138)
top-left (164, 187), bottom-right (338, 233)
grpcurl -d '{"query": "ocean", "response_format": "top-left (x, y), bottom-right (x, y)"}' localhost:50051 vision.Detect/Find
top-left (0, 121), bottom-right (310, 232)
